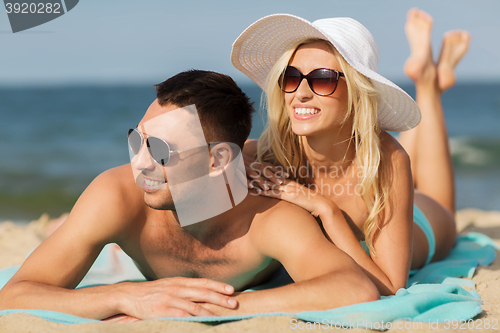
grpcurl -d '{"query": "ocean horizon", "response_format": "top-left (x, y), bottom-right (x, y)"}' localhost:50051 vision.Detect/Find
top-left (1, 82), bottom-right (499, 221)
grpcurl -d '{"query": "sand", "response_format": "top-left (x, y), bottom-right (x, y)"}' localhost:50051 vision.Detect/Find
top-left (0, 209), bottom-right (499, 332)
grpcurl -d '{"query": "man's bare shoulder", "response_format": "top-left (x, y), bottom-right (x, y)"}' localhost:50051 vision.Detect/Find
top-left (244, 196), bottom-right (356, 284)
top-left (88, 164), bottom-right (142, 204)
top-left (247, 197), bottom-right (320, 251)
top-left (253, 199), bottom-right (315, 227)
top-left (2, 165), bottom-right (148, 291)
top-left (66, 164), bottom-right (146, 243)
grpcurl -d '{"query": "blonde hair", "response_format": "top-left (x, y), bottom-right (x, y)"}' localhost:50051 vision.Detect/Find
top-left (257, 39), bottom-right (390, 253)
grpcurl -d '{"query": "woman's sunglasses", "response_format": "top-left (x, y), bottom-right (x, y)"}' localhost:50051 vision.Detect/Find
top-left (278, 66), bottom-right (345, 96)
top-left (128, 128), bottom-right (210, 166)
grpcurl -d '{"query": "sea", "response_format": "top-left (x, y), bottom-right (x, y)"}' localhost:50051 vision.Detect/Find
top-left (1, 82), bottom-right (500, 221)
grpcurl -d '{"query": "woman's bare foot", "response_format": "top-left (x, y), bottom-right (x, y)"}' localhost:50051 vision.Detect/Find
top-left (437, 30), bottom-right (471, 91)
top-left (404, 8), bottom-right (437, 83)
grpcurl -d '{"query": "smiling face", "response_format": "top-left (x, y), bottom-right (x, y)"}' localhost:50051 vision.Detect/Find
top-left (131, 100), bottom-right (211, 211)
top-left (284, 41), bottom-right (350, 138)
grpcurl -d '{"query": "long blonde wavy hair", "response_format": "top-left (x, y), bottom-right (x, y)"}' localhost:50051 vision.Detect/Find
top-left (257, 39), bottom-right (391, 253)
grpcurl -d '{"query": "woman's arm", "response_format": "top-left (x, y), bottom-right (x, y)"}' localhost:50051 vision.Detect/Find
top-left (317, 170), bottom-right (413, 296)
top-left (319, 145), bottom-right (414, 295)
top-left (258, 144), bottom-right (414, 295)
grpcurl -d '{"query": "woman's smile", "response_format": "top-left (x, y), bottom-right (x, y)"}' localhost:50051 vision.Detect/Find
top-left (293, 104), bottom-right (322, 120)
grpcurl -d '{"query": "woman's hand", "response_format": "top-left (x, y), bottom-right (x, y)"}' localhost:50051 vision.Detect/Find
top-left (255, 179), bottom-right (355, 247)
top-left (255, 179), bottom-right (338, 220)
top-left (242, 154), bottom-right (289, 190)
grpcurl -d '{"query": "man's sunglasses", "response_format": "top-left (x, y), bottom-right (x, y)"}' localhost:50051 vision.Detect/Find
top-left (128, 128), bottom-right (210, 166)
top-left (278, 66), bottom-right (345, 96)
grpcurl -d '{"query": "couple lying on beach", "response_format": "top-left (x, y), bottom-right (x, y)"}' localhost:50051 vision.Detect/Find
top-left (0, 9), bottom-right (471, 322)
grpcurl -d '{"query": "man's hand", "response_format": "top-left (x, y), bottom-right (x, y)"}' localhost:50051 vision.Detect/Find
top-left (198, 292), bottom-right (244, 316)
top-left (117, 277), bottom-right (238, 318)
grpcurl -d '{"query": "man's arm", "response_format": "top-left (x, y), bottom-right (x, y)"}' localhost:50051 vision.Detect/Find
top-left (205, 201), bottom-right (379, 315)
top-left (0, 167), bottom-right (134, 318)
top-left (0, 166), bottom-right (237, 319)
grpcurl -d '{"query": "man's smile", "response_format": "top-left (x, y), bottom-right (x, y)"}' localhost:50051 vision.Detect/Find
top-left (143, 176), bottom-right (166, 192)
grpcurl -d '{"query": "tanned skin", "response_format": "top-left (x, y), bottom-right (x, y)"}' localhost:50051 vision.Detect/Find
top-left (0, 100), bottom-right (378, 321)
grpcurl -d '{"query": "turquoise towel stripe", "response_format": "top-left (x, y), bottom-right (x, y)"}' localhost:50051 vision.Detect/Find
top-left (0, 232), bottom-right (497, 327)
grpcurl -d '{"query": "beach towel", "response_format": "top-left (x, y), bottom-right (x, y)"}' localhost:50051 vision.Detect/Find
top-left (0, 232), bottom-right (497, 329)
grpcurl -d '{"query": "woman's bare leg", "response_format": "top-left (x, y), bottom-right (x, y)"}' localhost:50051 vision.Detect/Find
top-left (398, 8), bottom-right (472, 267)
top-left (399, 8), bottom-right (458, 214)
top-left (437, 30), bottom-right (471, 92)
top-left (399, 8), bottom-right (435, 189)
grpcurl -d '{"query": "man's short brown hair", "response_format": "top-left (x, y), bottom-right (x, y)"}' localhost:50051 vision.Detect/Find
top-left (155, 70), bottom-right (254, 149)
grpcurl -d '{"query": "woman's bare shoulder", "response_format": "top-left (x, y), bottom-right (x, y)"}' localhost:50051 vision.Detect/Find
top-left (379, 131), bottom-right (410, 165)
top-left (243, 139), bottom-right (258, 158)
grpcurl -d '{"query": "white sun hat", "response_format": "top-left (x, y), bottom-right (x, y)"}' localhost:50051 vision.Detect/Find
top-left (231, 14), bottom-right (421, 132)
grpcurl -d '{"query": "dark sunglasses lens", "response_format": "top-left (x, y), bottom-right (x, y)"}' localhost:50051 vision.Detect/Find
top-left (281, 67), bottom-right (302, 92)
top-left (128, 129), bottom-right (142, 155)
top-left (309, 69), bottom-right (338, 95)
top-left (147, 136), bottom-right (170, 166)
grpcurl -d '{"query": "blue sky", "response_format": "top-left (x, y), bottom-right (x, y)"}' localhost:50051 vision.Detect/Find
top-left (1, 0), bottom-right (500, 87)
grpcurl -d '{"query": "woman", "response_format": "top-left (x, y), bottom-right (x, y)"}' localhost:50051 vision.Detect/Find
top-left (231, 9), bottom-right (470, 295)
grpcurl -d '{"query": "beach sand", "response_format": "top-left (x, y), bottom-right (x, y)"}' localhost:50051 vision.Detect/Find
top-left (0, 209), bottom-right (499, 332)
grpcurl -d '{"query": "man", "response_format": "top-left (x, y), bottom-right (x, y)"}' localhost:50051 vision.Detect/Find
top-left (0, 70), bottom-right (378, 321)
